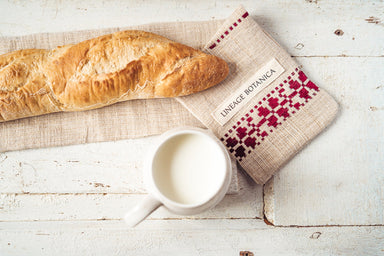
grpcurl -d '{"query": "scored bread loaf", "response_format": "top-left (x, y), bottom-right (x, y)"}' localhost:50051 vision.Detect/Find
top-left (0, 30), bottom-right (229, 122)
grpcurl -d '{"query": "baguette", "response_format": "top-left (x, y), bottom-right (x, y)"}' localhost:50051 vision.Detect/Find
top-left (0, 30), bottom-right (228, 122)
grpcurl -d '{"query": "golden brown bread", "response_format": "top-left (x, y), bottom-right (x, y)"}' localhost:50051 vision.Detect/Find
top-left (0, 30), bottom-right (228, 122)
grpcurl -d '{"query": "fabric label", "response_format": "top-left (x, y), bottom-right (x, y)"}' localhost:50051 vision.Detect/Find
top-left (212, 58), bottom-right (285, 126)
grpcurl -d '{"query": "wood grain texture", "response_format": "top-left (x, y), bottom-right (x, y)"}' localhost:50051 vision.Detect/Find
top-left (0, 169), bottom-right (262, 221)
top-left (0, 0), bottom-right (382, 56)
top-left (0, 220), bottom-right (383, 256)
top-left (0, 135), bottom-right (240, 194)
top-left (265, 57), bottom-right (384, 226)
top-left (0, 0), bottom-right (383, 255)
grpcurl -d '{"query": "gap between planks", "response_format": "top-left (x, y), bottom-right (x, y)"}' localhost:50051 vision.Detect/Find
top-left (0, 193), bottom-right (149, 195)
top-left (293, 55), bottom-right (384, 57)
top-left (1, 218), bottom-right (383, 228)
top-left (0, 217), bottom-right (263, 223)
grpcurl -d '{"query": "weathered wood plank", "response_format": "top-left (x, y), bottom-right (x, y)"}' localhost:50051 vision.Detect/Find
top-left (0, 170), bottom-right (262, 221)
top-left (0, 220), bottom-right (383, 256)
top-left (0, 135), bottom-right (239, 194)
top-left (0, 0), bottom-right (382, 56)
top-left (0, 1), bottom-right (382, 255)
top-left (265, 56), bottom-right (384, 226)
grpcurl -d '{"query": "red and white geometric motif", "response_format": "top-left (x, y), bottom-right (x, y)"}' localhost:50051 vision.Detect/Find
top-left (220, 68), bottom-right (319, 161)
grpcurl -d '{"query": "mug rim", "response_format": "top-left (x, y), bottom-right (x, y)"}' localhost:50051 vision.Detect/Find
top-left (145, 127), bottom-right (232, 210)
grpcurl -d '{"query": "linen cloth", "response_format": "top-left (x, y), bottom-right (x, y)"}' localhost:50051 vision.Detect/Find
top-left (178, 6), bottom-right (338, 184)
top-left (0, 7), bottom-right (338, 185)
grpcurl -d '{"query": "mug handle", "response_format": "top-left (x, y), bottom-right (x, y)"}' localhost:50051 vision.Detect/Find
top-left (124, 194), bottom-right (162, 227)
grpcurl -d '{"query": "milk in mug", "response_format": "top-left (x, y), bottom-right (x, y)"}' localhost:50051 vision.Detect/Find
top-left (152, 133), bottom-right (227, 205)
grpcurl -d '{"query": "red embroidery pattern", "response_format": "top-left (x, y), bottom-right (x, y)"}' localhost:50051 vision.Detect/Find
top-left (220, 68), bottom-right (319, 161)
top-left (209, 12), bottom-right (249, 49)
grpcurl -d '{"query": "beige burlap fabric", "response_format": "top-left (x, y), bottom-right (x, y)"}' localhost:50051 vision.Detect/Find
top-left (177, 6), bottom-right (338, 184)
top-left (1, 6), bottom-right (338, 185)
top-left (0, 20), bottom-right (224, 152)
top-left (0, 20), bottom-right (242, 193)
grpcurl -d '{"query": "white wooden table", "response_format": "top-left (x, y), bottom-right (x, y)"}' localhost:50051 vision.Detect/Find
top-left (0, 1), bottom-right (383, 255)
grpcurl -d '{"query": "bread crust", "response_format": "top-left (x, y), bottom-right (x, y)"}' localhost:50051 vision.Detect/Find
top-left (0, 30), bottom-right (228, 122)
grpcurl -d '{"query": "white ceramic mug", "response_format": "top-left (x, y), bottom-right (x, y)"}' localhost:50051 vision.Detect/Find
top-left (124, 127), bottom-right (232, 227)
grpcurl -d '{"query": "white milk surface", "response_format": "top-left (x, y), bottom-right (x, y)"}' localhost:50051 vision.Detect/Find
top-left (153, 133), bottom-right (226, 205)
